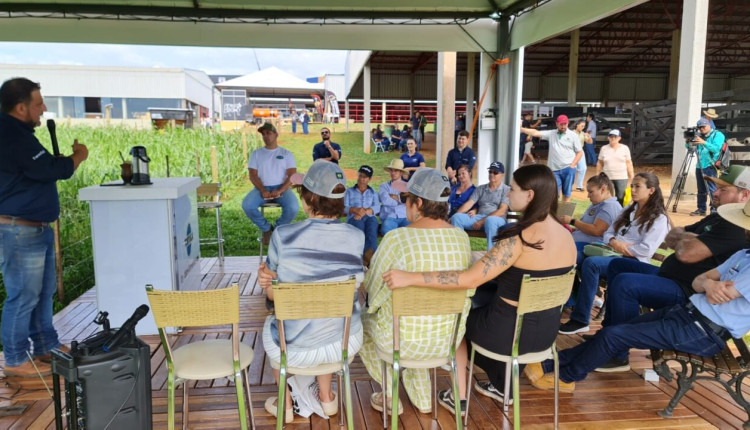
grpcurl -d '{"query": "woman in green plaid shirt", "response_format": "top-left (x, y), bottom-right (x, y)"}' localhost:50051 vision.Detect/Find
top-left (359, 168), bottom-right (474, 414)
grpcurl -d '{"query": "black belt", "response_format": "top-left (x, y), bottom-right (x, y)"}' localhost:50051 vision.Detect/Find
top-left (0, 215), bottom-right (50, 228)
top-left (685, 302), bottom-right (732, 341)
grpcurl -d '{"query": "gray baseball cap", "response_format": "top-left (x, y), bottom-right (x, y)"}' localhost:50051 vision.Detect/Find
top-left (407, 168), bottom-right (451, 202)
top-left (290, 160), bottom-right (347, 198)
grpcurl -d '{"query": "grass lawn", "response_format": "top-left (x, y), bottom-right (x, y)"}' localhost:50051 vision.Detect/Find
top-left (206, 122), bottom-right (599, 256)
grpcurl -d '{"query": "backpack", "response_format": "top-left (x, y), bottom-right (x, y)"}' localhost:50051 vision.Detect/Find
top-left (714, 139), bottom-right (732, 172)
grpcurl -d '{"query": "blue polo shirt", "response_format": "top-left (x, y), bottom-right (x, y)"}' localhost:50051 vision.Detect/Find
top-left (445, 146), bottom-right (477, 172)
top-left (0, 113), bottom-right (74, 222)
top-left (312, 141), bottom-right (342, 164)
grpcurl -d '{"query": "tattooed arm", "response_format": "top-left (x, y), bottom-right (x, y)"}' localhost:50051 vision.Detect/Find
top-left (382, 236), bottom-right (522, 290)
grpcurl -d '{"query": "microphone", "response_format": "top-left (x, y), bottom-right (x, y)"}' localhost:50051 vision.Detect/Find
top-left (102, 304), bottom-right (150, 352)
top-left (47, 119), bottom-right (60, 157)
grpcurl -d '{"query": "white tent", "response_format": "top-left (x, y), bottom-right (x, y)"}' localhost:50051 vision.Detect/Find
top-left (216, 66), bottom-right (323, 97)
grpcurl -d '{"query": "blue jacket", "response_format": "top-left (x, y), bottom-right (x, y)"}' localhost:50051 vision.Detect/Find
top-left (0, 113), bottom-right (74, 222)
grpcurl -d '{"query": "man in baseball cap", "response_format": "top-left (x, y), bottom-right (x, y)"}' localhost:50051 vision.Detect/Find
top-left (597, 165), bottom-right (750, 372)
top-left (688, 116), bottom-right (726, 216)
top-left (450, 161), bottom-right (511, 251)
top-left (345, 165), bottom-right (380, 266)
top-left (521, 114), bottom-right (583, 202)
top-left (242, 121), bottom-right (299, 246)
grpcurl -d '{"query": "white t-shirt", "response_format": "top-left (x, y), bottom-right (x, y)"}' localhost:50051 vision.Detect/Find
top-left (598, 144), bottom-right (631, 180)
top-left (540, 129), bottom-right (582, 171)
top-left (248, 146), bottom-right (296, 186)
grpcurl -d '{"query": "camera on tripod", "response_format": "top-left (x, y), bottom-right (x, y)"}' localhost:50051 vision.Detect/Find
top-left (683, 126), bottom-right (699, 142)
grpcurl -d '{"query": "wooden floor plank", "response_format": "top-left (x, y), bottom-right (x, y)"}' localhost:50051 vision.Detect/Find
top-left (3, 256), bottom-right (737, 429)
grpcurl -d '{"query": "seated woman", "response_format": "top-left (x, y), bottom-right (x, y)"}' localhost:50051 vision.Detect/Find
top-left (372, 125), bottom-right (390, 150)
top-left (448, 164), bottom-right (476, 218)
top-left (382, 164), bottom-right (577, 413)
top-left (559, 172), bottom-right (623, 269)
top-left (558, 171), bottom-right (669, 335)
top-left (258, 160), bottom-right (365, 423)
top-left (359, 168), bottom-right (473, 415)
top-left (399, 138), bottom-right (426, 181)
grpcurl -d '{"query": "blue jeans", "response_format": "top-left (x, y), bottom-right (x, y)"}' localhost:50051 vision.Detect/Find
top-left (542, 304), bottom-right (725, 382)
top-left (696, 167), bottom-right (718, 213)
top-left (302, 122), bottom-right (309, 134)
top-left (584, 143), bottom-right (596, 166)
top-left (603, 258), bottom-right (686, 328)
top-left (451, 213), bottom-right (507, 251)
top-left (554, 167), bottom-right (576, 198)
top-left (575, 156), bottom-right (587, 189)
top-left (291, 120), bottom-right (297, 134)
top-left (347, 216), bottom-right (379, 253)
top-left (569, 256), bottom-right (616, 326)
top-left (1, 224), bottom-right (61, 367)
top-left (241, 185), bottom-right (299, 233)
top-left (381, 217), bottom-right (409, 235)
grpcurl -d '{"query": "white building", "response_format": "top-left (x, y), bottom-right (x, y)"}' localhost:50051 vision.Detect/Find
top-left (0, 64), bottom-right (215, 121)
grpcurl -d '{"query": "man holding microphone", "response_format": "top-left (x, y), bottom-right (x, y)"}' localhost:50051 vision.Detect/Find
top-left (0, 77), bottom-right (88, 377)
top-left (312, 127), bottom-right (342, 164)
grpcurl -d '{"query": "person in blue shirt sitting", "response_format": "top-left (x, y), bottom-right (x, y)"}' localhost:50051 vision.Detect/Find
top-left (344, 165), bottom-right (381, 267)
top-left (525, 198), bottom-right (750, 394)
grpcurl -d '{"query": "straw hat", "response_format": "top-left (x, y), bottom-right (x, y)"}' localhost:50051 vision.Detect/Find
top-left (703, 108), bottom-right (719, 119)
top-left (718, 200), bottom-right (750, 231)
top-left (384, 159), bottom-right (406, 173)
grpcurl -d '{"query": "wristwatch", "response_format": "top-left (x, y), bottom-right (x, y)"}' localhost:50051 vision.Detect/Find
top-left (569, 218), bottom-right (576, 227)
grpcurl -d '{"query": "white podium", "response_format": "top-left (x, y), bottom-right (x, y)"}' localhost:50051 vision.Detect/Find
top-left (79, 177), bottom-right (201, 334)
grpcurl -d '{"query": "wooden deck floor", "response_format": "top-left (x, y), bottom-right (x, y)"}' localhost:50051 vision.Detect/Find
top-left (1, 256), bottom-right (747, 429)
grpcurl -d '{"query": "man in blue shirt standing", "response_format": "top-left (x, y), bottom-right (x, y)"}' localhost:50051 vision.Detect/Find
top-left (525, 197), bottom-right (750, 393)
top-left (0, 77), bottom-right (89, 378)
top-left (410, 111), bottom-right (423, 151)
top-left (344, 165), bottom-right (380, 267)
top-left (445, 130), bottom-right (477, 185)
top-left (690, 117), bottom-right (725, 216)
top-left (312, 127), bottom-right (342, 164)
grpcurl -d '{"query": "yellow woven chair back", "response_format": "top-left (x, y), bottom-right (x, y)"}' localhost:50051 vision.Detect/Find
top-left (516, 269), bottom-right (576, 316)
top-left (272, 278), bottom-right (357, 321)
top-left (392, 286), bottom-right (466, 318)
top-left (197, 183), bottom-right (221, 198)
top-left (146, 284), bottom-right (240, 328)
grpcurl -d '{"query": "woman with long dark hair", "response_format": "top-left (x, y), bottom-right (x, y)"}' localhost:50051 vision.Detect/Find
top-left (382, 164), bottom-right (577, 413)
top-left (559, 171), bottom-right (669, 336)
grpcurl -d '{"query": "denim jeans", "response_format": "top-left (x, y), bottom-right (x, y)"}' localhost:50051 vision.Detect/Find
top-left (302, 122), bottom-right (309, 134)
top-left (554, 167), bottom-right (576, 198)
top-left (450, 213), bottom-right (507, 251)
top-left (569, 256), bottom-right (616, 326)
top-left (696, 166), bottom-right (718, 213)
top-left (0, 224), bottom-right (61, 367)
top-left (575, 156), bottom-right (587, 189)
top-left (381, 217), bottom-right (409, 235)
top-left (542, 304), bottom-right (725, 382)
top-left (603, 258), bottom-right (687, 324)
top-left (241, 185), bottom-right (299, 233)
top-left (347, 216), bottom-right (379, 253)
top-left (584, 143), bottom-right (597, 166)
top-left (291, 120), bottom-right (297, 134)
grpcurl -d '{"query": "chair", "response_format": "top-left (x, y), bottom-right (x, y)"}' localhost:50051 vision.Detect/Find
top-left (269, 277), bottom-right (358, 430)
top-left (372, 137), bottom-right (387, 153)
top-left (145, 284), bottom-right (256, 430)
top-left (465, 269), bottom-right (575, 430)
top-left (376, 286), bottom-right (467, 430)
top-left (258, 202), bottom-right (281, 265)
top-left (197, 183), bottom-right (225, 263)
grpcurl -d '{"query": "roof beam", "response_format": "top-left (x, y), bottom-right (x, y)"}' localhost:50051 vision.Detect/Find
top-left (509, 0), bottom-right (648, 50)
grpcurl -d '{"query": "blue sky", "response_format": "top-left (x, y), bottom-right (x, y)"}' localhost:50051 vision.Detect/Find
top-left (0, 42), bottom-right (348, 79)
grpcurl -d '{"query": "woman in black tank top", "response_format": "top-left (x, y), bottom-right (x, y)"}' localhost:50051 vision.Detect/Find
top-left (382, 164), bottom-right (577, 413)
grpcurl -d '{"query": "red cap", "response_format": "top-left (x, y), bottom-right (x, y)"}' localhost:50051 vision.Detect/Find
top-left (556, 115), bottom-right (569, 124)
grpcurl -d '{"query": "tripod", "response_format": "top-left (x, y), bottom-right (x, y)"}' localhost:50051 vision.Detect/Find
top-left (666, 144), bottom-right (710, 213)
